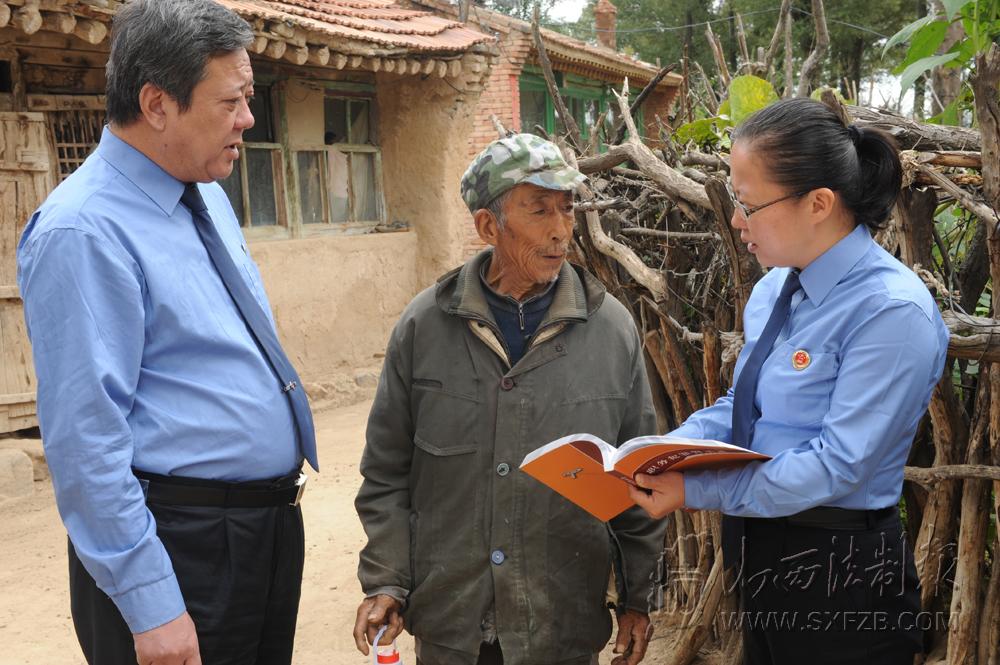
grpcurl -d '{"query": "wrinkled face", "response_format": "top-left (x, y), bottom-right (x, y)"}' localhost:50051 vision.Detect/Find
top-left (728, 141), bottom-right (810, 268)
top-left (161, 49), bottom-right (255, 183)
top-left (493, 183), bottom-right (575, 287)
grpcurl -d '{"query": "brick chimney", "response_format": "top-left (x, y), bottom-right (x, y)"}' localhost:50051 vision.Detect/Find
top-left (594, 0), bottom-right (618, 50)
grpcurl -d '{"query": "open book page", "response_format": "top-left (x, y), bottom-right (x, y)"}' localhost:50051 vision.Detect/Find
top-left (518, 432), bottom-right (617, 467)
top-left (519, 433), bottom-right (634, 521)
top-left (613, 435), bottom-right (770, 478)
top-left (519, 432), bottom-right (771, 522)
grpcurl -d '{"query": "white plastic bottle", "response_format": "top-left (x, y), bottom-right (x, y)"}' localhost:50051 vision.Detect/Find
top-left (372, 625), bottom-right (403, 665)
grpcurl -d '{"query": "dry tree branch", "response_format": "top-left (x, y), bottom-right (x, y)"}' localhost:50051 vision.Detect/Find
top-left (849, 105), bottom-right (981, 151)
top-left (681, 151), bottom-right (729, 172)
top-left (910, 161), bottom-right (998, 227)
top-left (531, 5), bottom-right (582, 150)
top-left (783, 5), bottom-right (794, 98)
top-left (704, 22), bottom-right (731, 88)
top-left (820, 88), bottom-right (852, 126)
top-left (796, 0), bottom-right (830, 97)
top-left (620, 228), bottom-right (720, 241)
top-left (560, 148), bottom-right (670, 302)
top-left (692, 61), bottom-right (719, 114)
top-left (900, 150), bottom-right (983, 169)
top-left (609, 85), bottom-right (713, 210)
top-left (904, 464), bottom-right (1000, 486)
top-left (612, 64), bottom-right (678, 145)
top-left (764, 0), bottom-right (792, 79)
top-left (575, 199), bottom-right (630, 212)
top-left (734, 13), bottom-right (751, 75)
top-left (640, 295), bottom-right (704, 344)
top-left (489, 114), bottom-right (509, 139)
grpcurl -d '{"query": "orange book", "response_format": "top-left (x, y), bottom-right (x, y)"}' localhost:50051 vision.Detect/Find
top-left (519, 433), bottom-right (771, 521)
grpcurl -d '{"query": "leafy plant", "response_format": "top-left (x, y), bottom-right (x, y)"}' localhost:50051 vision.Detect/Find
top-left (883, 0), bottom-right (1000, 122)
top-left (673, 75), bottom-right (778, 147)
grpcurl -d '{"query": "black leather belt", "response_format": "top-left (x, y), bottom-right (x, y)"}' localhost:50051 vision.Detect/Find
top-left (781, 505), bottom-right (898, 530)
top-left (133, 468), bottom-right (307, 508)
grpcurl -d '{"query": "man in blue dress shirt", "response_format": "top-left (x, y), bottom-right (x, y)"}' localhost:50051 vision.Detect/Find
top-left (17, 1), bottom-right (316, 663)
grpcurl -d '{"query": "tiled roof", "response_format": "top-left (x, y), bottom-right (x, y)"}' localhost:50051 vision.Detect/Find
top-left (0, 0), bottom-right (494, 55)
top-left (536, 26), bottom-right (675, 85)
top-left (219, 0), bottom-right (494, 53)
top-left (410, 0), bottom-right (681, 87)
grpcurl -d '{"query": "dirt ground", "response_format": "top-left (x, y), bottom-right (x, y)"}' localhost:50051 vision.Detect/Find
top-left (0, 400), bottom-right (630, 665)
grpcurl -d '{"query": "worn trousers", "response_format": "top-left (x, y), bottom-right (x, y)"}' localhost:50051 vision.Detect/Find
top-left (68, 501), bottom-right (305, 665)
top-left (736, 514), bottom-right (922, 665)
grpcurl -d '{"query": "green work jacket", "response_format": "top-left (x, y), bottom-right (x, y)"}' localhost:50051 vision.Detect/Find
top-left (356, 250), bottom-right (665, 664)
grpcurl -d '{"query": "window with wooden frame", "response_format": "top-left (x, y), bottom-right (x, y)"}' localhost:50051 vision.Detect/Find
top-left (518, 70), bottom-right (644, 144)
top-left (48, 109), bottom-right (105, 182)
top-left (290, 85), bottom-right (385, 234)
top-left (219, 85), bottom-right (287, 238)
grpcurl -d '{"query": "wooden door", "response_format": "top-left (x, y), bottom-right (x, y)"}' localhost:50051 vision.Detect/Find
top-left (0, 112), bottom-right (54, 432)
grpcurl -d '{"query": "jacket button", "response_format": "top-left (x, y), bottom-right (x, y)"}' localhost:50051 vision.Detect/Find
top-left (491, 549), bottom-right (506, 565)
top-left (496, 462), bottom-right (510, 476)
top-left (500, 377), bottom-right (515, 390)
top-left (555, 343), bottom-right (564, 352)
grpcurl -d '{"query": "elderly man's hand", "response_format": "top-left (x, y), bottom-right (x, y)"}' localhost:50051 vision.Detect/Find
top-left (353, 594), bottom-right (404, 655)
top-left (628, 472), bottom-right (685, 519)
top-left (612, 609), bottom-right (652, 665)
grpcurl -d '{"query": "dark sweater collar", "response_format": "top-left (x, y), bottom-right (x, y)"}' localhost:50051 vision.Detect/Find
top-left (477, 256), bottom-right (558, 313)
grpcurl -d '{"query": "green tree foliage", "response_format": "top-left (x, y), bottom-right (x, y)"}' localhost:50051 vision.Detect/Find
top-left (474, 0), bottom-right (562, 23)
top-left (562, 0), bottom-right (915, 99)
top-left (884, 0), bottom-right (1000, 124)
top-left (674, 74), bottom-right (778, 147)
top-left (718, 0), bottom-right (913, 97)
top-left (566, 0), bottom-right (716, 67)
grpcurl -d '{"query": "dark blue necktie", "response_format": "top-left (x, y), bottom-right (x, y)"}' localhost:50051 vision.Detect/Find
top-left (722, 270), bottom-right (800, 569)
top-left (182, 184), bottom-right (318, 471)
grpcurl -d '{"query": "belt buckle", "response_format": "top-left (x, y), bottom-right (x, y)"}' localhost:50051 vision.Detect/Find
top-left (290, 472), bottom-right (308, 506)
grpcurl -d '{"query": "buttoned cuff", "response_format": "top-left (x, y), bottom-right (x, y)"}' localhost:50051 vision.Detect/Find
top-left (111, 572), bottom-right (186, 634)
top-left (366, 585), bottom-right (409, 610)
top-left (683, 470), bottom-right (723, 511)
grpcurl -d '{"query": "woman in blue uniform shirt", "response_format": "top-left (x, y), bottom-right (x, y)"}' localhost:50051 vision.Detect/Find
top-left (631, 98), bottom-right (949, 664)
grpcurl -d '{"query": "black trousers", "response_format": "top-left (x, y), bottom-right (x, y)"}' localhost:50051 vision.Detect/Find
top-left (415, 640), bottom-right (599, 665)
top-left (69, 499), bottom-right (304, 665)
top-left (735, 514), bottom-right (922, 665)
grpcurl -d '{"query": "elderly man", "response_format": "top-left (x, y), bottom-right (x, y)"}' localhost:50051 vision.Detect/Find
top-left (18, 1), bottom-right (315, 663)
top-left (353, 134), bottom-right (666, 665)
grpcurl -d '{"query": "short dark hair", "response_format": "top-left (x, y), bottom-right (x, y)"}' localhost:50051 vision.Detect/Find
top-left (105, 0), bottom-right (254, 126)
top-left (732, 98), bottom-right (902, 232)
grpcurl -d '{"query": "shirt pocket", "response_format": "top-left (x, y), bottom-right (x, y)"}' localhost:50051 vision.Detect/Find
top-left (239, 256), bottom-right (271, 313)
top-left (758, 343), bottom-right (839, 427)
top-left (411, 377), bottom-right (480, 456)
top-left (549, 393), bottom-right (628, 445)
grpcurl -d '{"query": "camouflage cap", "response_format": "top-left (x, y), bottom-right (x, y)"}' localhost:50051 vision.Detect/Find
top-left (460, 133), bottom-right (586, 213)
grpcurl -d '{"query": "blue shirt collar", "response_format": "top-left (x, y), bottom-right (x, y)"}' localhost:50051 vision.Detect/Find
top-left (798, 224), bottom-right (873, 306)
top-left (95, 126), bottom-right (186, 216)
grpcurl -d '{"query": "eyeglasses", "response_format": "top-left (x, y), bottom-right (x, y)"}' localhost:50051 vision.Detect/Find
top-left (726, 181), bottom-right (808, 219)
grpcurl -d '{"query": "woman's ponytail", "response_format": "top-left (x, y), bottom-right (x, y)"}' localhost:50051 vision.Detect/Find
top-left (849, 125), bottom-right (903, 231)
